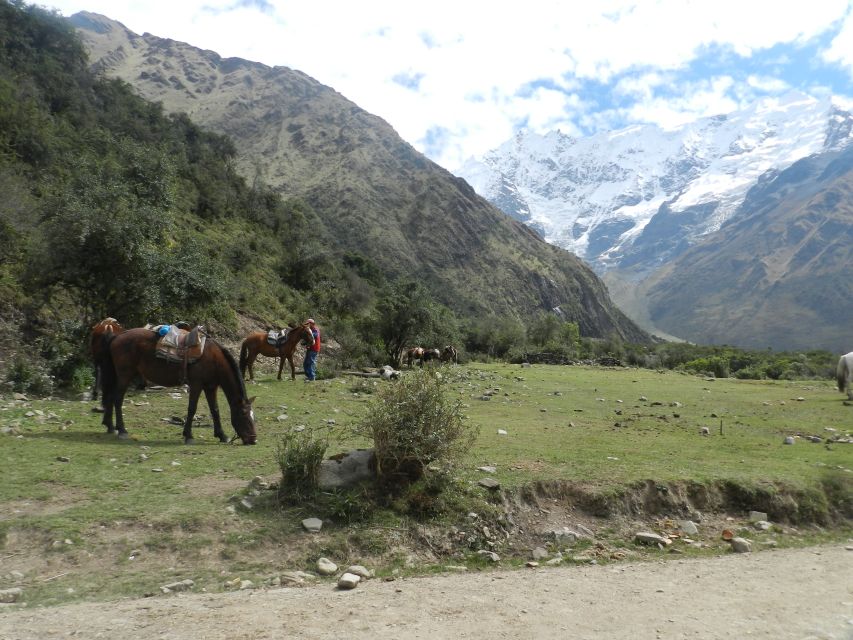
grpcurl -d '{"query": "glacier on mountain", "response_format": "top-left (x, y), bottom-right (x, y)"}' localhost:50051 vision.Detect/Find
top-left (456, 91), bottom-right (853, 273)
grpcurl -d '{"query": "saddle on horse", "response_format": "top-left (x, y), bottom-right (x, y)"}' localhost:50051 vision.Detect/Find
top-left (151, 325), bottom-right (207, 382)
top-left (266, 328), bottom-right (289, 347)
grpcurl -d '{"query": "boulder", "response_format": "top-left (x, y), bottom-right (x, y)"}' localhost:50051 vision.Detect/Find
top-left (318, 449), bottom-right (375, 490)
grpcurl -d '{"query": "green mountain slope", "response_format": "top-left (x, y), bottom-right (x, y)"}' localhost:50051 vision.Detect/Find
top-left (69, 11), bottom-right (648, 343)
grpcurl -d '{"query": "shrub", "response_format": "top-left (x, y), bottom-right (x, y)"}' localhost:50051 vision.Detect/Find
top-left (275, 428), bottom-right (329, 504)
top-left (354, 368), bottom-right (477, 490)
top-left (5, 355), bottom-right (53, 396)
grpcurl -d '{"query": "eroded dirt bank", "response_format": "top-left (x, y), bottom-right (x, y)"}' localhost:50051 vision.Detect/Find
top-left (1, 545), bottom-right (851, 640)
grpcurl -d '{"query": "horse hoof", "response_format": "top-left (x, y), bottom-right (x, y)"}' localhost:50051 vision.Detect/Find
top-left (117, 432), bottom-right (129, 440)
top-left (91, 406), bottom-right (105, 413)
top-left (106, 428), bottom-right (116, 434)
top-left (184, 438), bottom-right (196, 445)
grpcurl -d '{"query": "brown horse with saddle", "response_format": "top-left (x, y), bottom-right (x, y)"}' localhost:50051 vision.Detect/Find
top-left (89, 317), bottom-right (124, 401)
top-left (99, 325), bottom-right (257, 445)
top-left (239, 323), bottom-right (315, 381)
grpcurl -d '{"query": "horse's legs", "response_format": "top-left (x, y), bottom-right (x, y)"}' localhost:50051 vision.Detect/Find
top-left (247, 352), bottom-right (257, 381)
top-left (183, 386), bottom-right (203, 444)
top-left (92, 364), bottom-right (100, 401)
top-left (112, 387), bottom-right (129, 439)
top-left (101, 385), bottom-right (115, 434)
top-left (203, 387), bottom-right (228, 443)
top-left (288, 355), bottom-right (296, 380)
top-left (847, 370), bottom-right (853, 400)
top-left (277, 353), bottom-right (285, 380)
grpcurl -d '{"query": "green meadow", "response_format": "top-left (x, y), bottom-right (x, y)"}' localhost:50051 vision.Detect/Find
top-left (1, 363), bottom-right (850, 606)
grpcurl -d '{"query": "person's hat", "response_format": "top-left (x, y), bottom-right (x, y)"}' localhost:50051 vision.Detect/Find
top-left (306, 318), bottom-right (315, 324)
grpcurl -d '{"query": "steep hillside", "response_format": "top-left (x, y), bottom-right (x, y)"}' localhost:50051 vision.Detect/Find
top-left (643, 146), bottom-right (853, 352)
top-left (68, 11), bottom-right (648, 343)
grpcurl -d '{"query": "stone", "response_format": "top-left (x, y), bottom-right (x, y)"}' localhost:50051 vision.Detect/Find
top-left (56, 456), bottom-right (70, 462)
top-left (0, 588), bottom-right (22, 603)
top-left (478, 478), bottom-right (500, 490)
top-left (497, 429), bottom-right (507, 435)
top-left (477, 550), bottom-right (500, 562)
top-left (783, 436), bottom-right (795, 445)
top-left (753, 520), bottom-right (772, 531)
top-left (316, 557), bottom-right (338, 576)
top-left (477, 465), bottom-right (497, 473)
top-left (552, 528), bottom-right (581, 545)
top-left (730, 537), bottom-right (752, 553)
top-left (160, 579), bottom-right (194, 593)
top-left (337, 573), bottom-right (361, 589)
top-left (346, 565), bottom-right (373, 579)
top-left (678, 520), bottom-right (699, 535)
top-left (318, 449), bottom-right (375, 490)
top-left (531, 547), bottom-right (549, 561)
top-left (302, 517), bottom-right (323, 532)
top-left (634, 532), bottom-right (669, 546)
top-left (748, 511), bottom-right (768, 522)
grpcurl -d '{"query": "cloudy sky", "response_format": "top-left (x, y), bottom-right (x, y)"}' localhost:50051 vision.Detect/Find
top-left (44, 0), bottom-right (853, 171)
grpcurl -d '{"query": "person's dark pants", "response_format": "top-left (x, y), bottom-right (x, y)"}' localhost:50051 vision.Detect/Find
top-left (304, 350), bottom-right (318, 381)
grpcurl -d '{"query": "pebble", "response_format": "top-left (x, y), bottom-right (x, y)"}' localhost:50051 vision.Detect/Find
top-left (337, 573), bottom-right (361, 589)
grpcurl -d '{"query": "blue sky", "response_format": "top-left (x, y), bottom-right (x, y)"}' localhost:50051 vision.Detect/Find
top-left (45, 0), bottom-right (853, 171)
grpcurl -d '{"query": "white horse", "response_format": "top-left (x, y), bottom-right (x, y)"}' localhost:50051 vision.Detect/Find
top-left (836, 352), bottom-right (853, 399)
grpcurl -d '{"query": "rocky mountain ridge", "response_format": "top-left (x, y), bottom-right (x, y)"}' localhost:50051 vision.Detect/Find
top-left (457, 92), bottom-right (853, 275)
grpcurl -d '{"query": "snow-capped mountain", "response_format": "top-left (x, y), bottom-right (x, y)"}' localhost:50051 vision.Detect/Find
top-left (457, 91), bottom-right (853, 274)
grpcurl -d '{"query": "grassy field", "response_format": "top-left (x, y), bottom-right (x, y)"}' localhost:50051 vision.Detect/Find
top-left (1, 362), bottom-right (851, 606)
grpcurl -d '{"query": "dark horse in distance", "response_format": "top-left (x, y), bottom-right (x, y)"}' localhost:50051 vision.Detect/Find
top-left (89, 317), bottom-right (124, 402)
top-left (100, 327), bottom-right (257, 444)
top-left (239, 323), bottom-right (315, 381)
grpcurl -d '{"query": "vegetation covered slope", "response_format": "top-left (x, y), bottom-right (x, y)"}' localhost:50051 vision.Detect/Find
top-left (68, 11), bottom-right (648, 342)
top-left (644, 146), bottom-right (853, 353)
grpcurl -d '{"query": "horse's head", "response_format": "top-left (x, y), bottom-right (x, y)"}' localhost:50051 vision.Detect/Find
top-left (231, 396), bottom-right (258, 445)
top-left (300, 323), bottom-right (315, 347)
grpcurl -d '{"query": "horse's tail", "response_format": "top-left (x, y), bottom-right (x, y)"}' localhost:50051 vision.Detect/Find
top-left (239, 340), bottom-right (250, 379)
top-left (837, 355), bottom-right (848, 393)
top-left (99, 333), bottom-right (118, 410)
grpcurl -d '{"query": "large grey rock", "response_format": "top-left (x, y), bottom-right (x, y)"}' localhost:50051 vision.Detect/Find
top-left (301, 517), bottom-right (323, 532)
top-left (337, 573), bottom-right (361, 589)
top-left (316, 557), bottom-right (338, 576)
top-left (634, 532), bottom-right (669, 546)
top-left (730, 537), bottom-right (752, 553)
top-left (678, 520), bottom-right (699, 535)
top-left (318, 449), bottom-right (375, 490)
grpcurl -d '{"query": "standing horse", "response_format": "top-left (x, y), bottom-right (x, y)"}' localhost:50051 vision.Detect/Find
top-left (89, 317), bottom-right (124, 401)
top-left (421, 348), bottom-right (442, 365)
top-left (405, 347), bottom-right (424, 368)
top-left (441, 345), bottom-right (458, 364)
top-left (100, 327), bottom-right (257, 444)
top-left (239, 323), bottom-right (315, 381)
top-left (837, 352), bottom-right (853, 399)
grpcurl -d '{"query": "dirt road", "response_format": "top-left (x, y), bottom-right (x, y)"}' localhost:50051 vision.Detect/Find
top-left (1, 545), bottom-right (851, 640)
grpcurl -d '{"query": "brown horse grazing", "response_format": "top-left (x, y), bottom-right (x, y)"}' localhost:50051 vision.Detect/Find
top-left (239, 323), bottom-right (315, 381)
top-left (89, 317), bottom-right (124, 401)
top-left (405, 347), bottom-right (424, 368)
top-left (100, 328), bottom-right (257, 445)
top-left (441, 345), bottom-right (458, 364)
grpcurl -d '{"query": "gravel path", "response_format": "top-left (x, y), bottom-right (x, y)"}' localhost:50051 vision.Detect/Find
top-left (1, 545), bottom-right (851, 640)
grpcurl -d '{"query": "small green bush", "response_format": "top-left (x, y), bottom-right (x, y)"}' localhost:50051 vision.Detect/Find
top-left (275, 428), bottom-right (329, 504)
top-left (354, 369), bottom-right (477, 489)
top-left (5, 355), bottom-right (53, 396)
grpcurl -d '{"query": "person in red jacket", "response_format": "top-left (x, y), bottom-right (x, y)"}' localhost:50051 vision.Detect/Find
top-left (303, 318), bottom-right (321, 381)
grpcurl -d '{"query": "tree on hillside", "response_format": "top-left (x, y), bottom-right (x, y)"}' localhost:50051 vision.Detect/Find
top-left (375, 281), bottom-right (441, 366)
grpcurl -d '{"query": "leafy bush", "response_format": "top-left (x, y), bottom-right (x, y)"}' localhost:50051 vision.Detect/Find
top-left (5, 355), bottom-right (53, 396)
top-left (354, 368), bottom-right (477, 490)
top-left (275, 428), bottom-right (329, 504)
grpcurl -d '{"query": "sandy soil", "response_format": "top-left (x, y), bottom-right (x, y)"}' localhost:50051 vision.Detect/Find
top-left (1, 545), bottom-right (851, 640)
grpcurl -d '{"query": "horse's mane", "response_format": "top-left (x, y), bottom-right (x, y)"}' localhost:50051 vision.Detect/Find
top-left (214, 339), bottom-right (249, 400)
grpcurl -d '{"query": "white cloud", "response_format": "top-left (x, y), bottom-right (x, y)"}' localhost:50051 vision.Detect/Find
top-left (44, 0), bottom-right (853, 170)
